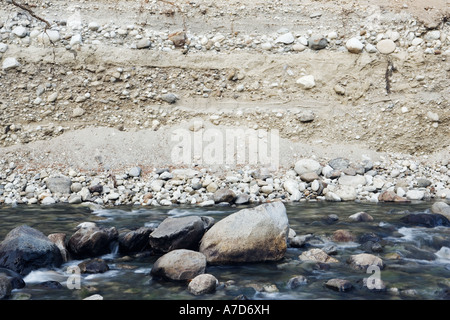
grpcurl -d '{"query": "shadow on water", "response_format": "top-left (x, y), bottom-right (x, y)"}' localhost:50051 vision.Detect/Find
top-left (0, 201), bottom-right (449, 300)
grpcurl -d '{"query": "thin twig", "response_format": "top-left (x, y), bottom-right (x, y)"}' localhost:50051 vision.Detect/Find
top-left (11, 0), bottom-right (51, 29)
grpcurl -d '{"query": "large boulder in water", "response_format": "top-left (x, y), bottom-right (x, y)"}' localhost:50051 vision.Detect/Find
top-left (150, 249), bottom-right (206, 281)
top-left (119, 227), bottom-right (154, 254)
top-left (199, 201), bottom-right (289, 264)
top-left (149, 216), bottom-right (213, 253)
top-left (0, 225), bottom-right (63, 275)
top-left (400, 213), bottom-right (450, 228)
top-left (68, 223), bottom-right (118, 259)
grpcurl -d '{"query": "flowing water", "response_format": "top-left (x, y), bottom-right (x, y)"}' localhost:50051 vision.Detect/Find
top-left (0, 202), bottom-right (449, 300)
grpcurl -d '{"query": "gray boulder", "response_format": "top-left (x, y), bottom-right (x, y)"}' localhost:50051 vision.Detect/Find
top-left (149, 216), bottom-right (213, 253)
top-left (150, 249), bottom-right (206, 281)
top-left (199, 201), bottom-right (289, 264)
top-left (45, 176), bottom-right (72, 194)
top-left (328, 157), bottom-right (350, 170)
top-left (0, 225), bottom-right (63, 275)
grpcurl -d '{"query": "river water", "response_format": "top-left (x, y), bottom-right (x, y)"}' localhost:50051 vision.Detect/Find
top-left (0, 201), bottom-right (449, 300)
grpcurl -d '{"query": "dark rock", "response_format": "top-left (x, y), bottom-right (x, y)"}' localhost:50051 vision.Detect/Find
top-left (88, 185), bottom-right (103, 194)
top-left (68, 224), bottom-right (118, 259)
top-left (213, 188), bottom-right (237, 203)
top-left (0, 225), bottom-right (63, 275)
top-left (400, 213), bottom-right (450, 228)
top-left (358, 232), bottom-right (381, 244)
top-left (78, 258), bottom-right (109, 273)
top-left (325, 214), bottom-right (339, 223)
top-left (361, 241), bottom-right (383, 253)
top-left (0, 274), bottom-right (12, 299)
top-left (149, 216), bottom-right (211, 253)
top-left (118, 227), bottom-right (153, 254)
top-left (39, 281), bottom-right (63, 289)
top-left (322, 244), bottom-right (338, 255)
top-left (0, 268), bottom-right (25, 289)
top-left (403, 244), bottom-right (437, 261)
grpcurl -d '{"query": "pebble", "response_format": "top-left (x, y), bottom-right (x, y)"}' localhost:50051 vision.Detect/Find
top-left (161, 93), bottom-right (178, 104)
top-left (0, 43), bottom-right (8, 53)
top-left (2, 57), bottom-right (21, 70)
top-left (296, 75), bottom-right (315, 89)
top-left (12, 26), bottom-right (27, 38)
top-left (308, 35), bottom-right (328, 50)
top-left (275, 32), bottom-right (295, 45)
top-left (136, 38), bottom-right (151, 49)
top-left (72, 107), bottom-right (85, 118)
top-left (346, 37), bottom-right (364, 53)
top-left (376, 39), bottom-right (396, 54)
top-left (70, 34), bottom-right (83, 46)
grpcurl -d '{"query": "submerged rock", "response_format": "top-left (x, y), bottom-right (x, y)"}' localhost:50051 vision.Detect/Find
top-left (0, 268), bottom-right (25, 289)
top-left (325, 278), bottom-right (353, 292)
top-left (348, 253), bottom-right (384, 271)
top-left (400, 213), bottom-right (450, 228)
top-left (299, 248), bottom-right (339, 263)
top-left (199, 201), bottom-right (289, 264)
top-left (78, 258), bottom-right (110, 273)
